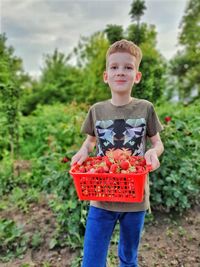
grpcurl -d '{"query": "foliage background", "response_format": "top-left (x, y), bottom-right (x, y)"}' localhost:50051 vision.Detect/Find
top-left (0, 0), bottom-right (199, 264)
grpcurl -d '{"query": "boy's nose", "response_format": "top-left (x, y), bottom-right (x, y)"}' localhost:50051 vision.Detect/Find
top-left (117, 73), bottom-right (125, 77)
top-left (117, 70), bottom-right (125, 76)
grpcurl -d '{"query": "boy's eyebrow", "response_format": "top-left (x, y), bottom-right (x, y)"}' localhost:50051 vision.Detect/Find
top-left (109, 62), bottom-right (134, 66)
top-left (125, 63), bottom-right (134, 67)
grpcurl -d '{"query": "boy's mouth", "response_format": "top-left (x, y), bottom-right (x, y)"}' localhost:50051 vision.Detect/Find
top-left (115, 80), bottom-right (127, 83)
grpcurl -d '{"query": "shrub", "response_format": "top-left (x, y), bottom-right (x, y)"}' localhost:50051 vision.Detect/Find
top-left (1, 100), bottom-right (199, 255)
top-left (150, 101), bottom-right (200, 212)
top-left (0, 219), bottom-right (29, 262)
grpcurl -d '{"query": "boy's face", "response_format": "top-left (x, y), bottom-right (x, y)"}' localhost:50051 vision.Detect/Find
top-left (103, 52), bottom-right (141, 94)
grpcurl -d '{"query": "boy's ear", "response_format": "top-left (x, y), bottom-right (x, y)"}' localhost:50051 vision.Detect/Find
top-left (135, 71), bottom-right (142, 84)
top-left (103, 71), bottom-right (108, 83)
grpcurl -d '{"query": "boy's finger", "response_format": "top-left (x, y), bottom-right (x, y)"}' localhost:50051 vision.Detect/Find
top-left (77, 158), bottom-right (85, 165)
top-left (77, 155), bottom-right (88, 166)
top-left (70, 155), bottom-right (79, 165)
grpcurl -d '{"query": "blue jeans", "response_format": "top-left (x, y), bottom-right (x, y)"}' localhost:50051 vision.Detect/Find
top-left (82, 206), bottom-right (145, 267)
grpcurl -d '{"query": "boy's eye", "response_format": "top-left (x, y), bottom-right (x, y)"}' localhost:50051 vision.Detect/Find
top-left (110, 66), bottom-right (117, 69)
top-left (125, 66), bottom-right (133, 70)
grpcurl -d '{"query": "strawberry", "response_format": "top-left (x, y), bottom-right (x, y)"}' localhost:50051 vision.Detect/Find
top-left (103, 156), bottom-right (113, 167)
top-left (105, 148), bottom-right (131, 162)
top-left (139, 158), bottom-right (146, 166)
top-left (96, 166), bottom-right (105, 173)
top-left (113, 149), bottom-right (124, 161)
top-left (136, 166), bottom-right (144, 172)
top-left (72, 153), bottom-right (148, 175)
top-left (85, 165), bottom-right (92, 172)
top-left (61, 157), bottom-right (70, 163)
top-left (94, 159), bottom-right (101, 165)
top-left (118, 155), bottom-right (128, 161)
top-left (103, 165), bottom-right (109, 173)
top-left (110, 163), bottom-right (119, 173)
top-left (129, 157), bottom-right (136, 166)
top-left (120, 160), bottom-right (130, 170)
top-left (78, 166), bottom-right (86, 173)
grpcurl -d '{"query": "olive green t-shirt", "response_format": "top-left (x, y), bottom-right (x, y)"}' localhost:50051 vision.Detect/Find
top-left (81, 98), bottom-right (163, 212)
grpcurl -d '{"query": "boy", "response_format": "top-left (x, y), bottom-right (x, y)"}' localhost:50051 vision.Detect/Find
top-left (71, 39), bottom-right (164, 267)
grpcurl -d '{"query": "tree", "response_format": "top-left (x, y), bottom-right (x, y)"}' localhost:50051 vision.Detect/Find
top-left (133, 42), bottom-right (166, 102)
top-left (73, 32), bottom-right (110, 103)
top-left (170, 0), bottom-right (200, 101)
top-left (129, 0), bottom-right (146, 44)
top-left (72, 2), bottom-right (166, 104)
top-left (127, 1), bottom-right (166, 101)
top-left (104, 24), bottom-right (124, 44)
top-left (0, 34), bottom-right (25, 85)
top-left (0, 33), bottom-right (27, 173)
top-left (129, 0), bottom-right (146, 26)
top-left (179, 0), bottom-right (200, 50)
top-left (21, 49), bottom-right (83, 114)
top-left (127, 23), bottom-right (156, 47)
top-left (40, 49), bottom-right (82, 103)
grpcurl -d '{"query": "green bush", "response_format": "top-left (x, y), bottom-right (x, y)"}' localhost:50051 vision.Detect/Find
top-left (1, 100), bottom-right (199, 254)
top-left (22, 101), bottom-right (199, 214)
top-left (0, 219), bottom-right (29, 262)
top-left (18, 102), bottom-right (88, 249)
top-left (0, 154), bottom-right (17, 197)
top-left (19, 102), bottom-right (88, 159)
top-left (150, 101), bottom-right (200, 212)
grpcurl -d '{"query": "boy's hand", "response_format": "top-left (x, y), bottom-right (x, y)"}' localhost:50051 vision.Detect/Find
top-left (71, 134), bottom-right (96, 166)
top-left (144, 148), bottom-right (160, 171)
top-left (71, 147), bottom-right (88, 166)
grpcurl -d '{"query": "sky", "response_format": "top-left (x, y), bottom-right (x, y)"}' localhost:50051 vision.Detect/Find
top-left (1, 0), bottom-right (188, 77)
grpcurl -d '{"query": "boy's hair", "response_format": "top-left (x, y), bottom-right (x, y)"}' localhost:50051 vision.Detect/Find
top-left (106, 39), bottom-right (142, 69)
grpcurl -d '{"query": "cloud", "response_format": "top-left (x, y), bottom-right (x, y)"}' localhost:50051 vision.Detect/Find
top-left (143, 0), bottom-right (187, 59)
top-left (1, 0), bottom-right (188, 76)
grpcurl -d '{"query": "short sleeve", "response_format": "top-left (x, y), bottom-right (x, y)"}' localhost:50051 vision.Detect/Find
top-left (147, 104), bottom-right (163, 137)
top-left (81, 107), bottom-right (95, 136)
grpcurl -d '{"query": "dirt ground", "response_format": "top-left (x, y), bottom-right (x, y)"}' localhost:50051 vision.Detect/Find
top-left (139, 206), bottom-right (200, 267)
top-left (0, 198), bottom-right (199, 267)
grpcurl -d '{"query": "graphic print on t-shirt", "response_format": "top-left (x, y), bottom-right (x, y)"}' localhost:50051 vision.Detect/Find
top-left (96, 118), bottom-right (146, 156)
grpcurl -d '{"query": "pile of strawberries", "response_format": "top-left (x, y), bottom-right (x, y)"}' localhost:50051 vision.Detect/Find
top-left (72, 148), bottom-right (148, 174)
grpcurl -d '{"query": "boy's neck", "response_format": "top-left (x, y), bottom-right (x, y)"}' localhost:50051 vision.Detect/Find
top-left (110, 94), bottom-right (133, 106)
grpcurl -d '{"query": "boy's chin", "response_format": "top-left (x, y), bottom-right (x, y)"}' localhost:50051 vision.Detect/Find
top-left (112, 87), bottom-right (132, 94)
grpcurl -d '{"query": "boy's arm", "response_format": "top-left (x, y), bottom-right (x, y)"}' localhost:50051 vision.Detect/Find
top-left (144, 132), bottom-right (164, 171)
top-left (71, 134), bottom-right (96, 166)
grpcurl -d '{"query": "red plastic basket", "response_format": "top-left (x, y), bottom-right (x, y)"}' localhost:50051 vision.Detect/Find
top-left (69, 162), bottom-right (151, 203)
